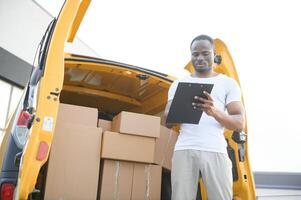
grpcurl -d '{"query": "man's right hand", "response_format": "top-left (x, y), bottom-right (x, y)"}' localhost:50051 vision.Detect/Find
top-left (166, 122), bottom-right (176, 129)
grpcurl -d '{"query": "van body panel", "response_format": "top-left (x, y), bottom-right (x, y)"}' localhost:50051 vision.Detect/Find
top-left (67, 0), bottom-right (91, 42)
top-left (16, 0), bottom-right (84, 199)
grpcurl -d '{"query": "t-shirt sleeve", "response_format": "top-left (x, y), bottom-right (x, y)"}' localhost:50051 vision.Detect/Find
top-left (167, 80), bottom-right (179, 101)
top-left (225, 78), bottom-right (242, 105)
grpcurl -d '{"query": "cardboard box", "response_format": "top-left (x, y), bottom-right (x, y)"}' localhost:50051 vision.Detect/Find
top-left (44, 123), bottom-right (102, 200)
top-left (101, 131), bottom-right (156, 163)
top-left (98, 160), bottom-right (161, 200)
top-left (157, 126), bottom-right (178, 170)
top-left (101, 127), bottom-right (177, 168)
top-left (98, 119), bottom-right (112, 132)
top-left (112, 111), bottom-right (160, 138)
top-left (153, 126), bottom-right (169, 166)
top-left (57, 103), bottom-right (98, 126)
top-left (98, 160), bottom-right (134, 200)
top-left (131, 163), bottom-right (162, 200)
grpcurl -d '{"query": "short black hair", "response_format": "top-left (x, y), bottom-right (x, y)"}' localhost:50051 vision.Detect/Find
top-left (190, 34), bottom-right (214, 49)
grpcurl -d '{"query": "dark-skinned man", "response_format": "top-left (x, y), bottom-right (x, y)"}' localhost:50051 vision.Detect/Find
top-left (163, 35), bottom-right (245, 200)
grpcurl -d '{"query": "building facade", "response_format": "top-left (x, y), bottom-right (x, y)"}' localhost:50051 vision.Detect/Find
top-left (0, 0), bottom-right (98, 139)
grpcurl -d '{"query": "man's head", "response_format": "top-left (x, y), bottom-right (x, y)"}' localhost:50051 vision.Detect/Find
top-left (190, 35), bottom-right (215, 74)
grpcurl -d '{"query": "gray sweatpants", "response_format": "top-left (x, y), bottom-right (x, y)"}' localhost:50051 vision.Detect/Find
top-left (171, 150), bottom-right (233, 200)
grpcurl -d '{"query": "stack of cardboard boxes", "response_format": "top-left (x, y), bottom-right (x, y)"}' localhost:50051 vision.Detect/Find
top-left (44, 104), bottom-right (178, 200)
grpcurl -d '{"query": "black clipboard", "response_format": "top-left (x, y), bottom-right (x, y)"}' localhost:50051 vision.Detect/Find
top-left (166, 82), bottom-right (214, 124)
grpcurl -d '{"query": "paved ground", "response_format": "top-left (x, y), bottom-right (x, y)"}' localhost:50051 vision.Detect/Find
top-left (256, 188), bottom-right (301, 200)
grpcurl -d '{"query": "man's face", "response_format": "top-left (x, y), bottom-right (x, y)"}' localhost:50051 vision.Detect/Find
top-left (191, 39), bottom-right (214, 73)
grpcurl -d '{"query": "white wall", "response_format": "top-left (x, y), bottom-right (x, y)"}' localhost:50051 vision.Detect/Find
top-left (0, 0), bottom-right (51, 63)
top-left (0, 0), bottom-right (99, 140)
top-left (0, 0), bottom-right (99, 65)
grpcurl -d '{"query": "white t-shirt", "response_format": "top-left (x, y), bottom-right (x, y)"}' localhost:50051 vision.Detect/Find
top-left (168, 74), bottom-right (241, 154)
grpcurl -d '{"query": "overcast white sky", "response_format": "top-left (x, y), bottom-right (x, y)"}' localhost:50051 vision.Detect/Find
top-left (37, 0), bottom-right (301, 172)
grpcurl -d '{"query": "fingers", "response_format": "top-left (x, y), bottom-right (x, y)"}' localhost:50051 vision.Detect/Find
top-left (193, 96), bottom-right (213, 106)
top-left (203, 91), bottom-right (213, 101)
top-left (193, 106), bottom-right (203, 111)
top-left (192, 102), bottom-right (213, 116)
top-left (192, 102), bottom-right (202, 108)
top-left (192, 102), bottom-right (203, 111)
top-left (192, 102), bottom-right (212, 109)
top-left (192, 104), bottom-right (211, 116)
top-left (193, 92), bottom-right (214, 114)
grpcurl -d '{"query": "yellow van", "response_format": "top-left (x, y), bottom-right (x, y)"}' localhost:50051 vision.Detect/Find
top-left (0, 0), bottom-right (256, 199)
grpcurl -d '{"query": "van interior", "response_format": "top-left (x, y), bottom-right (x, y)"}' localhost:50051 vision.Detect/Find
top-left (33, 54), bottom-right (177, 199)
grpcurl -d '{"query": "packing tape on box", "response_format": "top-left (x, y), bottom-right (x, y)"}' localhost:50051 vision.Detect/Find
top-left (161, 129), bottom-right (174, 166)
top-left (114, 161), bottom-right (120, 200)
top-left (144, 165), bottom-right (151, 200)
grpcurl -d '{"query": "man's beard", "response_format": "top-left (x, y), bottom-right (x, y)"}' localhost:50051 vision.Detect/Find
top-left (195, 65), bottom-right (212, 73)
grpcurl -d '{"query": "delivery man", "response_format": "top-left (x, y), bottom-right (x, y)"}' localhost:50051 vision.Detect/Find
top-left (164, 34), bottom-right (245, 200)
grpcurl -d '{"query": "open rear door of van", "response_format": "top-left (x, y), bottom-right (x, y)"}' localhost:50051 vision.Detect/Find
top-left (15, 0), bottom-right (91, 199)
top-left (185, 39), bottom-right (256, 200)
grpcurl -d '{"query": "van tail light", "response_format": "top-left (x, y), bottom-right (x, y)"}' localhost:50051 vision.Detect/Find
top-left (13, 110), bottom-right (32, 148)
top-left (16, 110), bottom-right (31, 126)
top-left (0, 183), bottom-right (15, 200)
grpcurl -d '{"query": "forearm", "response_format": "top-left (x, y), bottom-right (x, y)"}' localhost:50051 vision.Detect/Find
top-left (212, 109), bottom-right (245, 131)
top-left (163, 111), bottom-right (177, 129)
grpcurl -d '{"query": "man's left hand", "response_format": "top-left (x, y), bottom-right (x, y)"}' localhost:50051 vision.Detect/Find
top-left (192, 91), bottom-right (217, 117)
